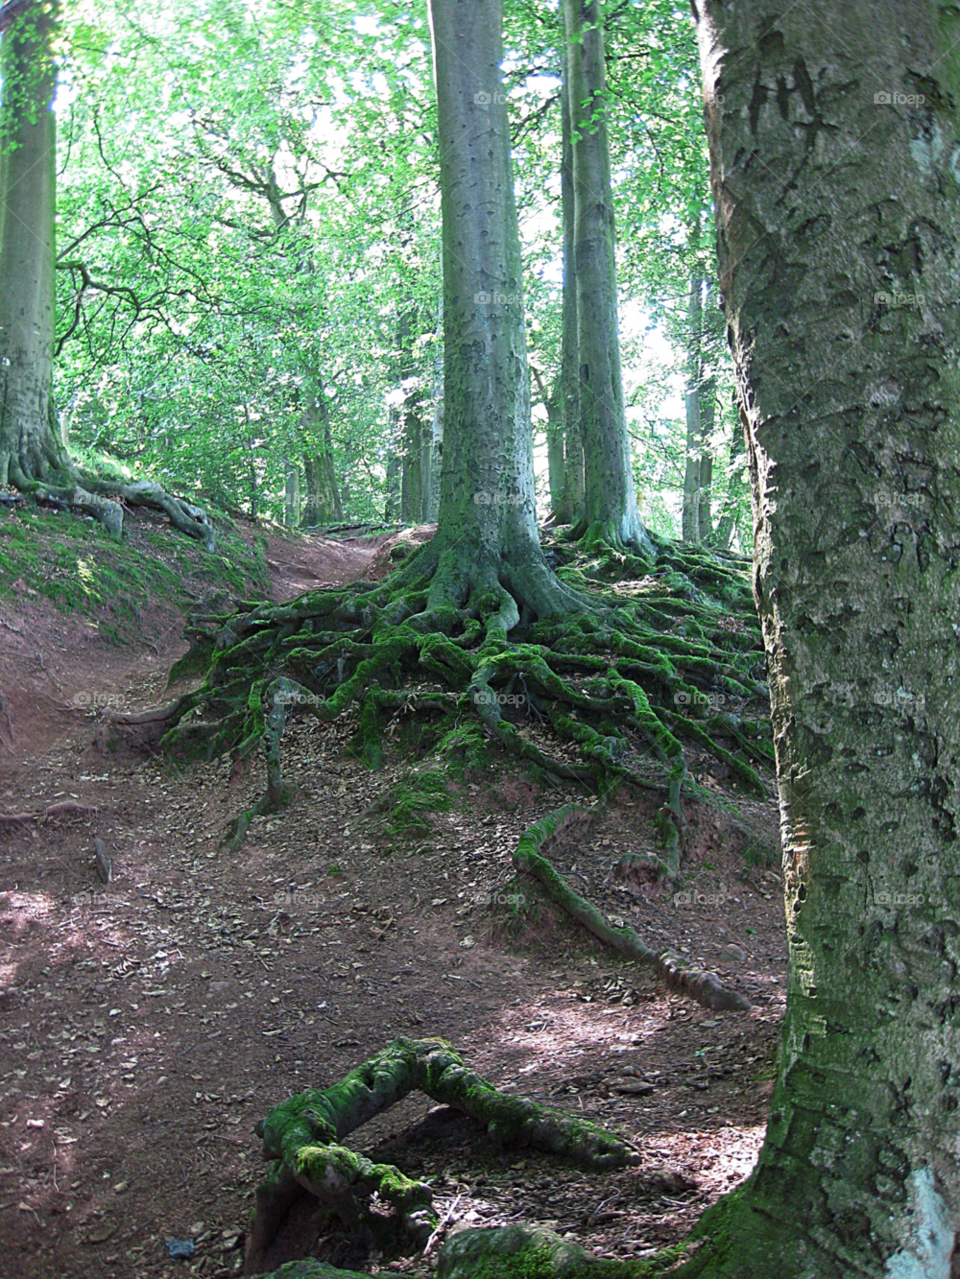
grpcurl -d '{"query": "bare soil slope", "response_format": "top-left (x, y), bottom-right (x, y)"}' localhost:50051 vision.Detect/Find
top-left (0, 512), bottom-right (784, 1279)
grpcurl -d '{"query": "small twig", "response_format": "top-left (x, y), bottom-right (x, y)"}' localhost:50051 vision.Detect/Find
top-left (422, 1193), bottom-right (461, 1257)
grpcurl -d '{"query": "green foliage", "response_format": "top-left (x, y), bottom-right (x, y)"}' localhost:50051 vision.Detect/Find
top-left (44, 0), bottom-right (750, 543)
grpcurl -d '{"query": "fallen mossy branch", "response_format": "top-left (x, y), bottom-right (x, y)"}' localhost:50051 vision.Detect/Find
top-left (246, 1037), bottom-right (639, 1274)
top-left (512, 805), bottom-right (751, 1013)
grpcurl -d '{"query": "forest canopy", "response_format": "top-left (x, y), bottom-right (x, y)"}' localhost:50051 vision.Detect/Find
top-left (49, 0), bottom-right (745, 544)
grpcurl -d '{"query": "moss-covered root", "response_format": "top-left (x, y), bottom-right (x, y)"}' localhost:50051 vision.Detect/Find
top-left (250, 1261), bottom-right (376, 1279)
top-left (439, 1224), bottom-right (690, 1278)
top-left (513, 807), bottom-right (751, 1014)
top-left (34, 475), bottom-right (215, 548)
top-left (247, 1038), bottom-right (638, 1272)
top-left (247, 1223), bottom-right (689, 1279)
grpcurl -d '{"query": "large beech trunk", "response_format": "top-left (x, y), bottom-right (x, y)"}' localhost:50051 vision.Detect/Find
top-left (0, 0), bottom-right (63, 488)
top-left (553, 51), bottom-right (584, 526)
top-left (562, 0), bottom-right (650, 555)
top-left (424, 0), bottom-right (577, 620)
top-left (682, 1), bottom-right (960, 1273)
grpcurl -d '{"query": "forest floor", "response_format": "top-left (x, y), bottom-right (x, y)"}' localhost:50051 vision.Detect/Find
top-left (0, 506), bottom-right (785, 1279)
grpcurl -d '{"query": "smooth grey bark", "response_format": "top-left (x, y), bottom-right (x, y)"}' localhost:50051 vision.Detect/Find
top-left (422, 296), bottom-right (443, 523)
top-left (681, 1), bottom-right (960, 1274)
top-left (394, 308), bottom-right (425, 525)
top-left (682, 272), bottom-right (704, 544)
top-left (384, 430), bottom-right (400, 522)
top-left (0, 0), bottom-right (62, 488)
top-left (546, 424), bottom-right (564, 511)
top-left (553, 52), bottom-right (584, 526)
top-left (424, 0), bottom-right (578, 621)
top-left (283, 460), bottom-right (299, 527)
top-left (681, 392), bottom-right (702, 543)
top-left (563, 0), bottom-right (651, 555)
top-left (400, 388), bottom-right (424, 524)
top-left (698, 381), bottom-right (715, 540)
top-left (532, 365), bottom-right (565, 517)
top-left (710, 416), bottom-right (745, 553)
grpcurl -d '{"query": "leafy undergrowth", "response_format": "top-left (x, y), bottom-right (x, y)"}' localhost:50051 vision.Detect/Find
top-left (0, 499), bottom-right (269, 644)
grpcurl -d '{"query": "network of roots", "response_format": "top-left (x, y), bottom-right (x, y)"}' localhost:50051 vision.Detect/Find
top-left (160, 534), bottom-right (773, 861)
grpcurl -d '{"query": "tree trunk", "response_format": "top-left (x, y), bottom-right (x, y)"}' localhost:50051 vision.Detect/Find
top-left (424, 0), bottom-right (577, 621)
top-left (395, 308), bottom-right (425, 525)
top-left (400, 394), bottom-right (424, 524)
top-left (547, 427), bottom-right (564, 512)
top-left (682, 1), bottom-right (960, 1273)
top-left (682, 270), bottom-right (704, 545)
top-left (533, 365), bottom-right (565, 518)
top-left (283, 460), bottom-right (300, 527)
top-left (681, 388), bottom-right (702, 543)
top-left (300, 383), bottom-right (342, 528)
top-left (242, 406), bottom-right (258, 520)
top-left (384, 413), bottom-right (401, 522)
top-left (710, 413), bottom-right (744, 552)
top-left (698, 379), bottom-right (715, 541)
top-left (553, 53), bottom-right (583, 526)
top-left (563, 0), bottom-right (650, 555)
top-left (419, 295), bottom-right (443, 524)
top-left (0, 0), bottom-right (63, 488)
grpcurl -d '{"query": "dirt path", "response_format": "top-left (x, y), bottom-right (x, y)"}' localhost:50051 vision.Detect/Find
top-left (0, 525), bottom-right (785, 1279)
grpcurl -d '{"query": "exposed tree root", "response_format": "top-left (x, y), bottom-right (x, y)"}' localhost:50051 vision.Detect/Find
top-left (512, 805), bottom-right (751, 1013)
top-left (143, 537), bottom-right (769, 874)
top-left (245, 1037), bottom-right (638, 1275)
top-left (15, 466), bottom-right (215, 548)
top-left (0, 798), bottom-right (97, 826)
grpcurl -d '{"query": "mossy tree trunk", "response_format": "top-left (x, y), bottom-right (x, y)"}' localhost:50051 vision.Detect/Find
top-left (553, 51), bottom-right (584, 527)
top-left (563, 0), bottom-right (650, 557)
top-left (0, 0), bottom-right (63, 490)
top-left (395, 305), bottom-right (426, 525)
top-left (300, 381), bottom-right (342, 528)
top-left (709, 419), bottom-right (744, 553)
top-left (679, 1), bottom-right (960, 1273)
top-left (681, 271), bottom-right (704, 545)
top-left (423, 0), bottom-right (580, 621)
top-left (698, 380), bottom-right (715, 540)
